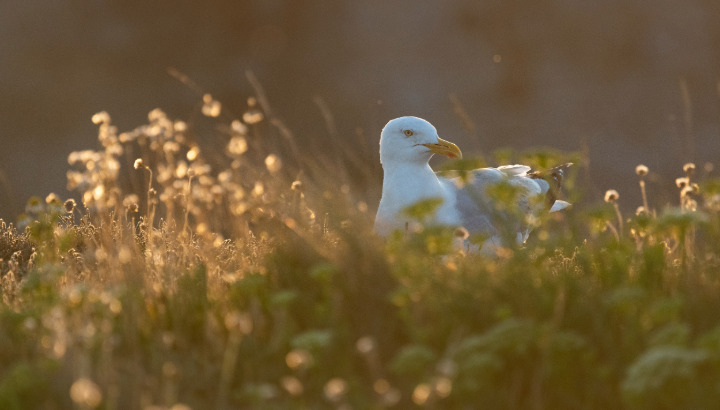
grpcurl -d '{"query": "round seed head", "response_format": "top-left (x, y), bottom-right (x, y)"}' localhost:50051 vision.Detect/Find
top-left (45, 193), bottom-right (60, 205)
top-left (64, 199), bottom-right (76, 213)
top-left (683, 162), bottom-right (696, 175)
top-left (675, 177), bottom-right (689, 188)
top-left (454, 226), bottom-right (469, 239)
top-left (635, 164), bottom-right (649, 176)
top-left (604, 189), bottom-right (619, 203)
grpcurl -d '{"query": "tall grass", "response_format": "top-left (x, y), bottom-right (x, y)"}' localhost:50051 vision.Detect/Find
top-left (1, 89), bottom-right (720, 409)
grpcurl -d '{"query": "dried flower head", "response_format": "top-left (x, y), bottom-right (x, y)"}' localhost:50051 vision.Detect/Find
top-left (265, 154), bottom-right (282, 173)
top-left (45, 193), bottom-right (60, 205)
top-left (227, 136), bottom-right (248, 156)
top-left (291, 180), bottom-right (303, 191)
top-left (681, 186), bottom-right (694, 198)
top-left (683, 162), bottom-right (696, 175)
top-left (202, 94), bottom-right (221, 117)
top-left (635, 164), bottom-right (649, 176)
top-left (186, 146), bottom-right (200, 161)
top-left (675, 177), bottom-right (689, 188)
top-left (604, 189), bottom-right (619, 203)
top-left (134, 158), bottom-right (144, 170)
top-left (243, 109), bottom-right (264, 125)
top-left (64, 199), bottom-right (76, 213)
top-left (91, 111), bottom-right (110, 125)
top-left (454, 226), bottom-right (470, 239)
top-left (635, 206), bottom-right (648, 216)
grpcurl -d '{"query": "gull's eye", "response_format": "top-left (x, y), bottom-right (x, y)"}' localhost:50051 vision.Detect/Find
top-left (403, 129), bottom-right (414, 137)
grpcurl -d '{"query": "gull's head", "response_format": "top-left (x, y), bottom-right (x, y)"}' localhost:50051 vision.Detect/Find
top-left (379, 116), bottom-right (462, 166)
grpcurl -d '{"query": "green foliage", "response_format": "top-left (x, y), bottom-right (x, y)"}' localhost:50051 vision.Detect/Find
top-left (3, 108), bottom-right (720, 409)
top-left (401, 198), bottom-right (444, 221)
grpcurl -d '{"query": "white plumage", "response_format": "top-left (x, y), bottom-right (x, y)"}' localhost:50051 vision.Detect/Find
top-left (374, 116), bottom-right (570, 254)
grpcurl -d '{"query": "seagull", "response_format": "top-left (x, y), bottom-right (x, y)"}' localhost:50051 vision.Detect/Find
top-left (374, 116), bottom-right (571, 254)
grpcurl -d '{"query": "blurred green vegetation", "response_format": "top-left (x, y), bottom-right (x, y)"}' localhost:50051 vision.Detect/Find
top-left (1, 102), bottom-right (720, 410)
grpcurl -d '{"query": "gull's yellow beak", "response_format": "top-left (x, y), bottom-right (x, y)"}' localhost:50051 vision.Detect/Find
top-left (422, 137), bottom-right (462, 159)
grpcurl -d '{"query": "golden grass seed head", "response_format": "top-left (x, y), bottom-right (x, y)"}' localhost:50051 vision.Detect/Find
top-left (163, 141), bottom-right (180, 155)
top-left (265, 154), bottom-right (282, 173)
top-left (635, 164), bottom-right (649, 176)
top-left (285, 349), bottom-right (313, 370)
top-left (186, 146), bottom-right (200, 161)
top-left (231, 119), bottom-right (248, 135)
top-left (280, 376), bottom-right (304, 396)
top-left (604, 189), bottom-right (619, 203)
top-left (683, 162), bottom-right (696, 175)
top-left (45, 193), bottom-right (60, 205)
top-left (201, 94), bottom-right (221, 117)
top-left (228, 136), bottom-right (248, 156)
top-left (323, 378), bottom-right (348, 402)
top-left (147, 108), bottom-right (167, 122)
top-left (218, 170), bottom-right (232, 184)
top-left (355, 336), bottom-right (376, 354)
top-left (243, 109), bottom-right (264, 124)
top-left (412, 383), bottom-right (432, 405)
top-left (676, 177), bottom-right (689, 188)
top-left (69, 377), bottom-right (102, 408)
top-left (91, 111), bottom-right (110, 125)
top-left (173, 120), bottom-right (187, 132)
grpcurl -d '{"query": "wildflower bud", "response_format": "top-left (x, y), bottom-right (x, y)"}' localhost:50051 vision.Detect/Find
top-left (675, 177), bottom-right (689, 188)
top-left (604, 189), bottom-right (619, 203)
top-left (134, 158), bottom-right (144, 170)
top-left (683, 162), bottom-right (696, 175)
top-left (64, 199), bottom-right (76, 213)
top-left (635, 164), bottom-right (648, 176)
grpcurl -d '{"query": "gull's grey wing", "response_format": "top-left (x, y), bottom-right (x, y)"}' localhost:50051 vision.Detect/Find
top-left (440, 167), bottom-right (548, 244)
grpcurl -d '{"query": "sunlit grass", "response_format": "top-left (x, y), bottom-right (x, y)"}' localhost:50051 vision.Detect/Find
top-left (1, 90), bottom-right (720, 409)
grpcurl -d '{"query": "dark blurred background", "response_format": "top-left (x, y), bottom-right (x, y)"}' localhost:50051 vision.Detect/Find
top-left (1, 0), bottom-right (719, 220)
